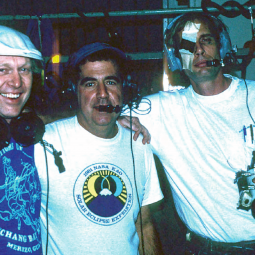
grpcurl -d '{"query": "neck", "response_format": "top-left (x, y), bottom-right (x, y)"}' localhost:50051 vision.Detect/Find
top-left (94, 124), bottom-right (118, 139)
top-left (190, 71), bottom-right (231, 96)
top-left (77, 116), bottom-right (118, 139)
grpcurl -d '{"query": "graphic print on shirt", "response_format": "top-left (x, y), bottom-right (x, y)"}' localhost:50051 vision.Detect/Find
top-left (74, 163), bottom-right (133, 226)
top-left (239, 124), bottom-right (255, 165)
top-left (240, 124), bottom-right (255, 145)
top-left (0, 142), bottom-right (41, 253)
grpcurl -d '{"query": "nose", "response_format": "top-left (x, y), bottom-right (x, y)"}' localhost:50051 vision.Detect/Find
top-left (97, 82), bottom-right (109, 98)
top-left (8, 70), bottom-right (22, 88)
top-left (194, 41), bottom-right (205, 56)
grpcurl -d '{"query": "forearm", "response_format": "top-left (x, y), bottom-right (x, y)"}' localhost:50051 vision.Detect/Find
top-left (136, 204), bottom-right (163, 255)
top-left (137, 219), bottom-right (162, 255)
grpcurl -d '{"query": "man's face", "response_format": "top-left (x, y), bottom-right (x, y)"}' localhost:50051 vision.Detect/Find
top-left (76, 60), bottom-right (123, 137)
top-left (0, 56), bottom-right (33, 123)
top-left (178, 20), bottom-right (221, 83)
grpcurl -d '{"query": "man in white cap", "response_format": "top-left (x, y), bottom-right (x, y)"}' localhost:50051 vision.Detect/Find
top-left (0, 25), bottom-right (44, 254)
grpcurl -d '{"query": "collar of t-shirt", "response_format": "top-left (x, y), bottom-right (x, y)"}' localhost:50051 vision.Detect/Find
top-left (190, 74), bottom-right (239, 105)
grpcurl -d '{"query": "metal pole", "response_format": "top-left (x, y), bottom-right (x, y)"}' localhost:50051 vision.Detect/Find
top-left (0, 6), bottom-right (246, 20)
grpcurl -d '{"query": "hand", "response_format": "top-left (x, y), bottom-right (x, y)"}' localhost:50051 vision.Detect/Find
top-left (118, 116), bottom-right (151, 144)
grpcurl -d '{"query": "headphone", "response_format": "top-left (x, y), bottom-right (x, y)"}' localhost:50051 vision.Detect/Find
top-left (0, 112), bottom-right (45, 150)
top-left (164, 13), bottom-right (233, 72)
top-left (67, 73), bottom-right (139, 106)
top-left (65, 44), bottom-right (140, 109)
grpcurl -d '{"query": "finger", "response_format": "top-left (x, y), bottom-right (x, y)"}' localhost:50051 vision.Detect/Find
top-left (133, 130), bottom-right (140, 141)
top-left (118, 116), bottom-right (132, 128)
top-left (141, 126), bottom-right (151, 144)
top-left (142, 132), bottom-right (151, 145)
top-left (132, 126), bottom-right (151, 144)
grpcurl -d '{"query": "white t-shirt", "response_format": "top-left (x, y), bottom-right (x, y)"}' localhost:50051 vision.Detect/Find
top-left (130, 75), bottom-right (255, 242)
top-left (35, 116), bottom-right (163, 255)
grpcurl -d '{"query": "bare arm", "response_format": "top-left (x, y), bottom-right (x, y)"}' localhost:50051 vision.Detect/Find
top-left (135, 202), bottom-right (163, 255)
top-left (118, 116), bottom-right (151, 145)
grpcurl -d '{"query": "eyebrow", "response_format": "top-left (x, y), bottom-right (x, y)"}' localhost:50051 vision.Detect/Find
top-left (79, 77), bottom-right (96, 85)
top-left (0, 62), bottom-right (31, 67)
top-left (105, 75), bottom-right (121, 83)
top-left (79, 75), bottom-right (121, 85)
top-left (199, 33), bottom-right (214, 38)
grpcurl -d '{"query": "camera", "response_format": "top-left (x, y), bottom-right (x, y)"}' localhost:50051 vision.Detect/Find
top-left (234, 151), bottom-right (255, 217)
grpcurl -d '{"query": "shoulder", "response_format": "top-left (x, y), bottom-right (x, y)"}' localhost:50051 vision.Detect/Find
top-left (228, 74), bottom-right (255, 93)
top-left (118, 124), bottom-right (152, 151)
top-left (46, 116), bottom-right (76, 131)
top-left (243, 78), bottom-right (255, 89)
top-left (43, 116), bottom-right (76, 140)
top-left (147, 88), bottom-right (190, 102)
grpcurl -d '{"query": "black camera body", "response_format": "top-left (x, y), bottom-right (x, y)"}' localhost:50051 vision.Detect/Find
top-left (234, 151), bottom-right (255, 216)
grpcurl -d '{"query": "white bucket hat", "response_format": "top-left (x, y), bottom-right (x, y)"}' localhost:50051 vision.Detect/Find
top-left (0, 25), bottom-right (42, 60)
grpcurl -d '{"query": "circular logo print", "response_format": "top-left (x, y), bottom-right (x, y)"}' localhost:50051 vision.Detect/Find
top-left (74, 163), bottom-right (133, 226)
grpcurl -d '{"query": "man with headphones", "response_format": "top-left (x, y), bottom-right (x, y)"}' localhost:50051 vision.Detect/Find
top-left (35, 42), bottom-right (163, 255)
top-left (120, 12), bottom-right (255, 254)
top-left (0, 26), bottom-right (44, 254)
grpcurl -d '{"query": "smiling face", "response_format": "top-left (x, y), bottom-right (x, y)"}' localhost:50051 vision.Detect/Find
top-left (178, 20), bottom-right (221, 84)
top-left (76, 60), bottom-right (123, 138)
top-left (0, 56), bottom-right (33, 123)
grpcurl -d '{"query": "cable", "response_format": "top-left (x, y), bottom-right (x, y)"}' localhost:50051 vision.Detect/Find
top-left (122, 98), bottom-right (152, 116)
top-left (228, 50), bottom-right (255, 125)
top-left (129, 106), bottom-right (145, 255)
top-left (244, 79), bottom-right (255, 124)
top-left (40, 141), bottom-right (49, 255)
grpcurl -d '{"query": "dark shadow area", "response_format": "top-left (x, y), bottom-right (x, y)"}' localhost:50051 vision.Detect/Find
top-left (153, 154), bottom-right (187, 255)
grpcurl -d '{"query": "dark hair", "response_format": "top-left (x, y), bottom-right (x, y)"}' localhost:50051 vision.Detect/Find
top-left (63, 47), bottom-right (141, 109)
top-left (65, 49), bottom-right (127, 92)
top-left (165, 12), bottom-right (228, 54)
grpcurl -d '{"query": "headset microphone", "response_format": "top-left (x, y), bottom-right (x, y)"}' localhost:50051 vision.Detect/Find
top-left (206, 59), bottom-right (222, 67)
top-left (98, 105), bottom-right (122, 113)
top-left (206, 52), bottom-right (237, 67)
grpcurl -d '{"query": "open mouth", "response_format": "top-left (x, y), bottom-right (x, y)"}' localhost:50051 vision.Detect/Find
top-left (1, 93), bottom-right (21, 99)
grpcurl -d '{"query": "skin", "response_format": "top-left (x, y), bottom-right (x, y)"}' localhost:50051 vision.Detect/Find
top-left (0, 56), bottom-right (32, 123)
top-left (76, 60), bottom-right (123, 139)
top-left (178, 20), bottom-right (231, 96)
top-left (135, 202), bottom-right (164, 255)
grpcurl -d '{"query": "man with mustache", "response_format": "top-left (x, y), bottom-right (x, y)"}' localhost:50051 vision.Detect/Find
top-left (35, 42), bottom-right (163, 255)
top-left (120, 12), bottom-right (255, 254)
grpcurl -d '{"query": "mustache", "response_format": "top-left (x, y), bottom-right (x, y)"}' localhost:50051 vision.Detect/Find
top-left (95, 105), bottom-right (122, 113)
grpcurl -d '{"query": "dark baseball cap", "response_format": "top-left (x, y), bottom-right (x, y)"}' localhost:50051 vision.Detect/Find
top-left (67, 42), bottom-right (127, 68)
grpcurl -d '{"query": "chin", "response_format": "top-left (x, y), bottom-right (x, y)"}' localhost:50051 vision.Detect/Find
top-left (95, 117), bottom-right (116, 126)
top-left (2, 111), bottom-right (22, 120)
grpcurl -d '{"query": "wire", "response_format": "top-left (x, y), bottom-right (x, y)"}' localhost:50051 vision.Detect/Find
top-left (40, 141), bottom-right (49, 255)
top-left (129, 107), bottom-right (145, 255)
top-left (244, 79), bottom-right (255, 124)
top-left (132, 98), bottom-right (152, 115)
top-left (122, 98), bottom-right (151, 116)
